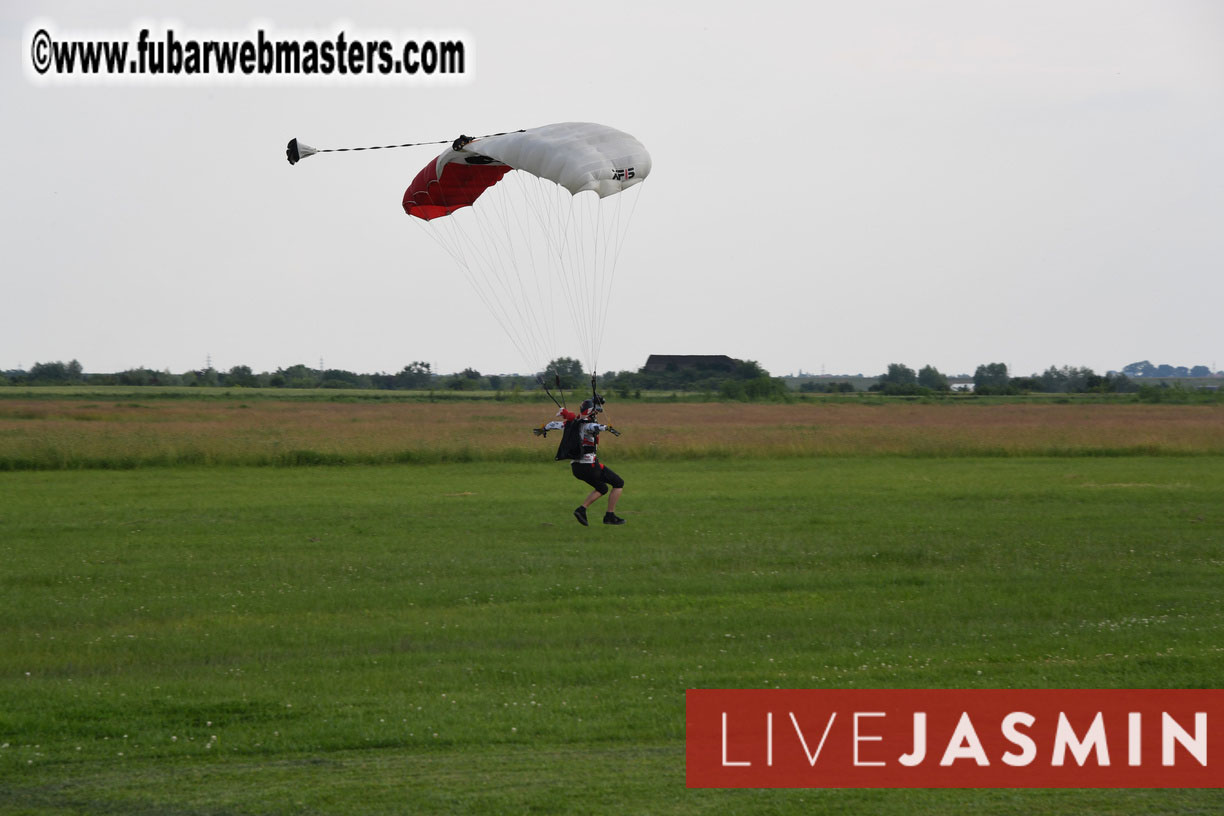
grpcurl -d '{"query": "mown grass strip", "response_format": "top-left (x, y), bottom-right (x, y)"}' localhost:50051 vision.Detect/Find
top-left (2, 458), bottom-right (1222, 813)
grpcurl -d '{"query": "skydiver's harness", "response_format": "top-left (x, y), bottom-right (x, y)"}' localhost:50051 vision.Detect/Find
top-left (535, 374), bottom-right (618, 461)
top-left (554, 415), bottom-right (602, 463)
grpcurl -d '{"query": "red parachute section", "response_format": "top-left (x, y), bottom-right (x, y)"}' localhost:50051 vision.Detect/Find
top-left (401, 159), bottom-right (512, 221)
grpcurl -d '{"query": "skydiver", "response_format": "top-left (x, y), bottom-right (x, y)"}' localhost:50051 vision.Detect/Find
top-left (533, 395), bottom-right (626, 526)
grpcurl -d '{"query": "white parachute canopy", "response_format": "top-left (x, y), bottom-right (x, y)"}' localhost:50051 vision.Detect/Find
top-left (402, 122), bottom-right (651, 378)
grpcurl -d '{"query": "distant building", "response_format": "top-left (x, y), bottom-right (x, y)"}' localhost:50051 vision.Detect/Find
top-left (643, 354), bottom-right (738, 373)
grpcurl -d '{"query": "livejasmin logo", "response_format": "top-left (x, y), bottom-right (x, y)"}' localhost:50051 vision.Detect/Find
top-left (686, 689), bottom-right (1223, 788)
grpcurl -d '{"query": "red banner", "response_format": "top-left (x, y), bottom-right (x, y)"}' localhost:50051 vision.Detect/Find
top-left (686, 689), bottom-right (1223, 788)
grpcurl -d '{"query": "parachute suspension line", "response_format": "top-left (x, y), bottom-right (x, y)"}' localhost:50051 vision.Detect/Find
top-left (592, 181), bottom-right (645, 376)
top-left (441, 172), bottom-right (554, 378)
top-left (485, 180), bottom-right (541, 361)
top-left (527, 175), bottom-right (579, 348)
top-left (522, 177), bottom-right (592, 375)
top-left (467, 186), bottom-right (545, 362)
top-left (413, 172), bottom-right (612, 381)
top-left (413, 185), bottom-right (556, 374)
top-left (472, 177), bottom-right (564, 370)
top-left (593, 192), bottom-right (619, 375)
top-left (519, 180), bottom-right (645, 383)
top-left (582, 196), bottom-right (602, 376)
top-left (553, 197), bottom-right (584, 365)
top-left (561, 195), bottom-right (597, 375)
top-left (510, 178), bottom-right (562, 369)
top-left (577, 197), bottom-right (599, 371)
top-left (506, 173), bottom-right (566, 368)
top-left (411, 216), bottom-right (542, 372)
top-left (503, 176), bottom-right (549, 362)
top-left (493, 171), bottom-right (590, 374)
top-left (566, 197), bottom-right (589, 372)
top-left (472, 176), bottom-right (643, 386)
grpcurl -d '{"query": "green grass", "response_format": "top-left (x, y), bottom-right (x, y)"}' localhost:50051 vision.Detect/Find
top-left (1, 458), bottom-right (1222, 814)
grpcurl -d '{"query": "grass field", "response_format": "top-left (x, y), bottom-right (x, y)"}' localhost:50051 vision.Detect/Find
top-left (1, 397), bottom-right (1222, 814)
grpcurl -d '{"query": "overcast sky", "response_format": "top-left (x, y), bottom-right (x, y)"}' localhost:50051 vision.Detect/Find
top-left (4, 0), bottom-right (1222, 378)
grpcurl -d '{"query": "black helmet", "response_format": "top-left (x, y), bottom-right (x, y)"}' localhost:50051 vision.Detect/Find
top-left (579, 397), bottom-right (604, 418)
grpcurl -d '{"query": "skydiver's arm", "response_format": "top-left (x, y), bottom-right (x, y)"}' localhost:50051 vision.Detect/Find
top-left (533, 418), bottom-right (571, 436)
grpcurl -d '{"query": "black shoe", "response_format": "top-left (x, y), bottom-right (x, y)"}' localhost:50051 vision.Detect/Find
top-left (603, 512), bottom-right (626, 525)
top-left (573, 506), bottom-right (588, 526)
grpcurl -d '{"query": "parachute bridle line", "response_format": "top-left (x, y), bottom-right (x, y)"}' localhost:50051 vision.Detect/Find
top-left (309, 138), bottom-right (449, 155)
top-left (285, 130), bottom-right (526, 165)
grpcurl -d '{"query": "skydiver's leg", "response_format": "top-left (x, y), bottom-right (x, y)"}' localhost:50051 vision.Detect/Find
top-left (572, 462), bottom-right (609, 526)
top-left (572, 462), bottom-right (609, 506)
top-left (601, 469), bottom-right (625, 523)
top-left (601, 468), bottom-right (625, 512)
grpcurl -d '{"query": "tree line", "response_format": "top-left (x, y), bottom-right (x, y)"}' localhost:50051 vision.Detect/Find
top-left (861, 360), bottom-right (1218, 396)
top-left (0, 356), bottom-right (786, 397)
top-left (1120, 360), bottom-right (1216, 378)
top-left (862, 362), bottom-right (1138, 395)
top-left (4, 357), bottom-right (1217, 397)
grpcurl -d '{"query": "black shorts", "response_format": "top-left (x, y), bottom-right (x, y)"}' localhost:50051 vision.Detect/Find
top-left (570, 461), bottom-right (624, 495)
